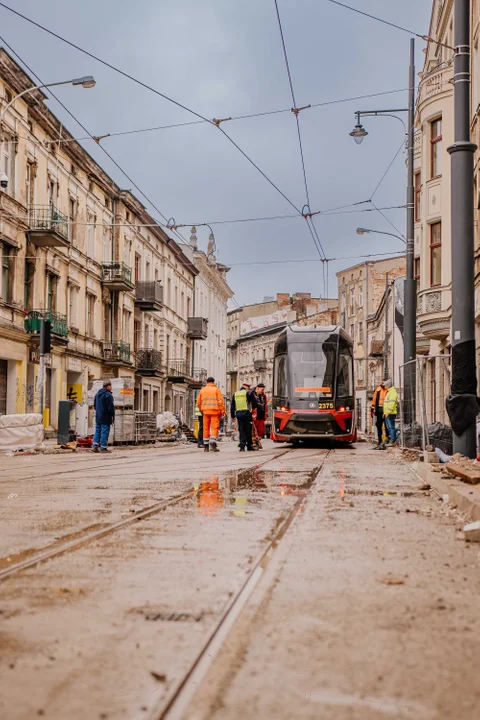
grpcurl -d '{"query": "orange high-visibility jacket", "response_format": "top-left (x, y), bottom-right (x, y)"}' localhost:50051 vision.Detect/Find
top-left (371, 386), bottom-right (387, 414)
top-left (196, 383), bottom-right (225, 415)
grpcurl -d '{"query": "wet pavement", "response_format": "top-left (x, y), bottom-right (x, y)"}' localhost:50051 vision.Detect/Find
top-left (1, 441), bottom-right (479, 719)
top-left (0, 440), bottom-right (325, 719)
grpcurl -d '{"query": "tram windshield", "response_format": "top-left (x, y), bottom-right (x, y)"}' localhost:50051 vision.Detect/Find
top-left (290, 342), bottom-right (336, 398)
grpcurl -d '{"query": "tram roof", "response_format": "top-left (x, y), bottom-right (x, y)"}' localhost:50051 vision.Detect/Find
top-left (279, 324), bottom-right (353, 344)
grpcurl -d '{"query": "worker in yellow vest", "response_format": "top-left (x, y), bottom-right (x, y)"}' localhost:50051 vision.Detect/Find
top-left (230, 382), bottom-right (257, 451)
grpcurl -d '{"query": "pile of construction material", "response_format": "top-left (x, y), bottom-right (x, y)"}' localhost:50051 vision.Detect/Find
top-left (0, 413), bottom-right (44, 452)
top-left (88, 377), bottom-right (135, 444)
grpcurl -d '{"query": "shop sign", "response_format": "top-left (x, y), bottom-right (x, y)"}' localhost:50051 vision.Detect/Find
top-left (67, 384), bottom-right (83, 403)
top-left (29, 349), bottom-right (52, 366)
top-left (67, 357), bottom-right (82, 372)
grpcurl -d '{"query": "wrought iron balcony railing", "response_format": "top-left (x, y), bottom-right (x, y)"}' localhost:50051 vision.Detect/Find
top-left (101, 262), bottom-right (134, 289)
top-left (25, 309), bottom-right (68, 338)
top-left (135, 348), bottom-right (163, 374)
top-left (102, 341), bottom-right (131, 364)
top-left (27, 205), bottom-right (69, 246)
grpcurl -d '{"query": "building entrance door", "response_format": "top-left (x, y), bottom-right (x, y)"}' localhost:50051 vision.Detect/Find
top-left (0, 359), bottom-right (7, 415)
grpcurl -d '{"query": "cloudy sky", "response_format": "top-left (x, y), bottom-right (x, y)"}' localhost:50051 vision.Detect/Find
top-left (1, 0), bottom-right (432, 305)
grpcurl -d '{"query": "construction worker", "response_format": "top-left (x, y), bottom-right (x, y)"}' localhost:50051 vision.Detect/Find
top-left (231, 382), bottom-right (256, 451)
top-left (196, 377), bottom-right (225, 453)
top-left (371, 379), bottom-right (389, 448)
top-left (252, 383), bottom-right (268, 439)
top-left (383, 379), bottom-right (399, 445)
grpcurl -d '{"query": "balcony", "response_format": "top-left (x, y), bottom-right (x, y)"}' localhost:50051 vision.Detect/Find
top-left (26, 206), bottom-right (69, 248)
top-left (135, 348), bottom-right (164, 376)
top-left (101, 263), bottom-right (134, 291)
top-left (135, 281), bottom-right (164, 311)
top-left (167, 359), bottom-right (207, 388)
top-left (187, 317), bottom-right (208, 339)
top-left (102, 341), bottom-right (131, 365)
top-left (417, 286), bottom-right (451, 341)
top-left (254, 359), bottom-right (268, 371)
top-left (25, 309), bottom-right (68, 345)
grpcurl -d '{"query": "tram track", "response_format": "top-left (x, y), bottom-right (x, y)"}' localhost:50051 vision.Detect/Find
top-left (0, 448), bottom-right (295, 582)
top-left (142, 448), bottom-right (332, 720)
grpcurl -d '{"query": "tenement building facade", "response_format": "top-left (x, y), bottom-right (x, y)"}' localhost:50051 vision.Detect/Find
top-left (0, 48), bottom-right (211, 427)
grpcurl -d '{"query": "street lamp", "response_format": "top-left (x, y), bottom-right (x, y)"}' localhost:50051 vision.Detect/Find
top-left (350, 39), bottom-right (416, 426)
top-left (356, 227), bottom-right (406, 244)
top-left (0, 75), bottom-right (96, 123)
top-left (349, 114), bottom-right (368, 144)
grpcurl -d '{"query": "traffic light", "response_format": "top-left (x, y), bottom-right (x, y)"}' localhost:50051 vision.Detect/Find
top-left (40, 319), bottom-right (52, 355)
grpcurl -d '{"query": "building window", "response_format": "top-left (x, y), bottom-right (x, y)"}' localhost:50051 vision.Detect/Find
top-left (358, 285), bottom-right (363, 307)
top-left (430, 118), bottom-right (442, 178)
top-left (86, 212), bottom-right (96, 260)
top-left (68, 197), bottom-right (76, 242)
top-left (430, 222), bottom-right (442, 286)
top-left (1, 135), bottom-right (15, 198)
top-left (122, 310), bottom-right (131, 344)
top-left (414, 172), bottom-right (421, 221)
top-left (104, 304), bottom-right (111, 341)
top-left (350, 323), bottom-right (355, 340)
top-left (68, 286), bottom-right (78, 328)
top-left (349, 287), bottom-right (355, 314)
top-left (87, 294), bottom-right (95, 337)
top-left (167, 277), bottom-right (172, 307)
top-left (103, 225), bottom-right (112, 262)
top-left (134, 254), bottom-right (141, 283)
top-left (357, 360), bottom-right (364, 382)
top-left (26, 161), bottom-right (35, 211)
top-left (358, 321), bottom-right (364, 345)
top-left (2, 245), bottom-right (12, 303)
top-left (46, 274), bottom-right (57, 311)
top-left (414, 256), bottom-right (420, 292)
top-left (24, 260), bottom-right (34, 311)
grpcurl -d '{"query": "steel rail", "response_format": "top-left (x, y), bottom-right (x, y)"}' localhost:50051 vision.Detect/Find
top-left (0, 448), bottom-right (294, 581)
top-left (144, 448), bottom-right (332, 720)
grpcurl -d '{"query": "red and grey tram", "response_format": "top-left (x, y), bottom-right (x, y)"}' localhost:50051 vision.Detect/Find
top-left (271, 325), bottom-right (357, 444)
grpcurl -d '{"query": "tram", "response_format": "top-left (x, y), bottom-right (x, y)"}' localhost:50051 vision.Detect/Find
top-left (270, 325), bottom-right (357, 444)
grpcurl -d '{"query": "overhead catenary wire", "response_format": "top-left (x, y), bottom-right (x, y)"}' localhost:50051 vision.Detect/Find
top-left (0, 36), bottom-right (190, 246)
top-left (227, 250), bottom-right (405, 266)
top-left (0, 3), bottom-right (304, 218)
top-left (272, 0), bottom-right (328, 279)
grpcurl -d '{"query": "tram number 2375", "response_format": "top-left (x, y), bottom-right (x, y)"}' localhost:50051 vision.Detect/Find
top-left (318, 402), bottom-right (334, 410)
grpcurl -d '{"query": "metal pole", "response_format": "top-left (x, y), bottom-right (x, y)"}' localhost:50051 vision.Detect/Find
top-left (38, 319), bottom-right (46, 422)
top-left (447, 0), bottom-right (478, 457)
top-left (403, 37), bottom-right (416, 425)
top-left (384, 273), bottom-right (389, 379)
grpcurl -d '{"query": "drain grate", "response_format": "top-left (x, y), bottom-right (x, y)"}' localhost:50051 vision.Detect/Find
top-left (134, 608), bottom-right (204, 623)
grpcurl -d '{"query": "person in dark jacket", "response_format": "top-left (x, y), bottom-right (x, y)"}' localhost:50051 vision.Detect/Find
top-left (252, 383), bottom-right (268, 439)
top-left (231, 382), bottom-right (256, 451)
top-left (92, 380), bottom-right (115, 452)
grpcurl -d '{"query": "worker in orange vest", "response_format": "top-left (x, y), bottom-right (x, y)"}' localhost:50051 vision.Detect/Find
top-left (196, 377), bottom-right (226, 453)
top-left (371, 380), bottom-right (390, 448)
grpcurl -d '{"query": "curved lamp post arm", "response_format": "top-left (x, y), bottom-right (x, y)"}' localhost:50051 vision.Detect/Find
top-left (356, 227), bottom-right (406, 244)
top-left (0, 77), bottom-right (95, 124)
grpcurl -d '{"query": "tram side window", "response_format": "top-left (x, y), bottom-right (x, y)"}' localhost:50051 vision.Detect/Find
top-left (274, 354), bottom-right (288, 398)
top-left (337, 350), bottom-right (353, 397)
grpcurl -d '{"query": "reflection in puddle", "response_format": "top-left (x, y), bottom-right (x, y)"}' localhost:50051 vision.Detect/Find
top-left (192, 466), bottom-right (321, 518)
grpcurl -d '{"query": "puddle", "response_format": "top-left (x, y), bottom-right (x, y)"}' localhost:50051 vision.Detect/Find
top-left (192, 466), bottom-right (321, 518)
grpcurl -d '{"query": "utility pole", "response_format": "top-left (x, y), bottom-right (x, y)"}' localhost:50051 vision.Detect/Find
top-left (38, 319), bottom-right (51, 424)
top-left (447, 0), bottom-right (478, 457)
top-left (384, 273), bottom-right (389, 379)
top-left (403, 37), bottom-right (416, 424)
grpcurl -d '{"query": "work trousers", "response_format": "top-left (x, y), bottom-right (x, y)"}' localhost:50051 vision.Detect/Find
top-left (92, 423), bottom-right (111, 450)
top-left (375, 410), bottom-right (389, 444)
top-left (385, 414), bottom-right (397, 443)
top-left (197, 414), bottom-right (204, 446)
top-left (254, 418), bottom-right (265, 439)
top-left (203, 413), bottom-right (221, 443)
top-left (237, 413), bottom-right (253, 450)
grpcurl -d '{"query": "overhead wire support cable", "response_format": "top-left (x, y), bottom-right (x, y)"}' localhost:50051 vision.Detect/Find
top-left (0, 35), bottom-right (189, 246)
top-left (324, 0), bottom-right (454, 50)
top-left (0, 3), bottom-right (303, 218)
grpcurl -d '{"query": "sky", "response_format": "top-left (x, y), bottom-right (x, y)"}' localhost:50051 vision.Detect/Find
top-left (0, 0), bottom-right (432, 306)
